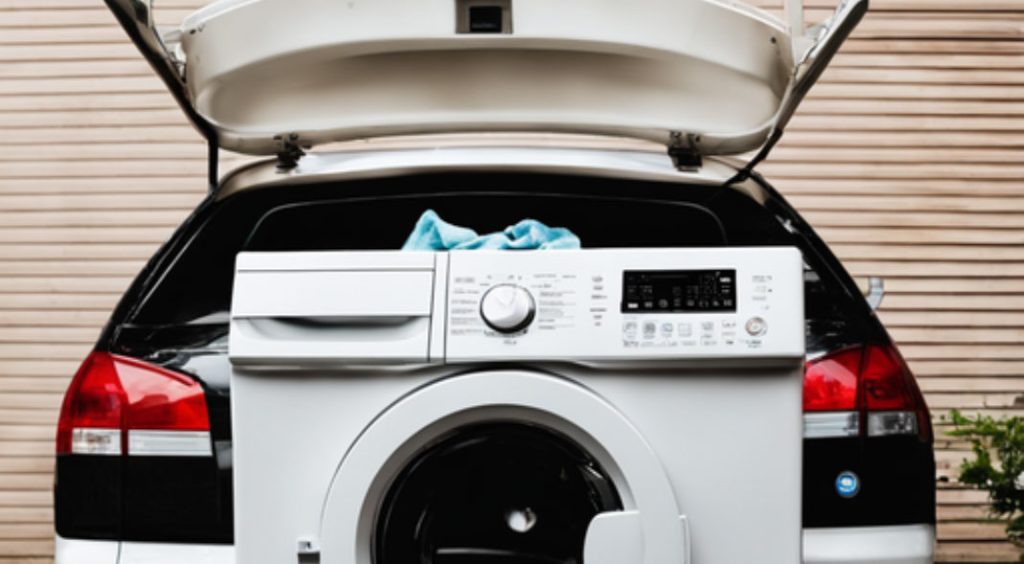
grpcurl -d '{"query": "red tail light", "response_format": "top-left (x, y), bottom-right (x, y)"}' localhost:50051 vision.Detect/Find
top-left (803, 347), bottom-right (861, 412)
top-left (57, 352), bottom-right (211, 456)
top-left (803, 344), bottom-right (930, 441)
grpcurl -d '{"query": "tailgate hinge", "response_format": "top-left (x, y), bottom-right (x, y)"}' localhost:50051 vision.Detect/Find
top-left (275, 133), bottom-right (308, 171)
top-left (667, 132), bottom-right (702, 171)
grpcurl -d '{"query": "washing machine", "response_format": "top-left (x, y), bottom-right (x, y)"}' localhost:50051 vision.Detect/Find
top-left (228, 247), bottom-right (805, 564)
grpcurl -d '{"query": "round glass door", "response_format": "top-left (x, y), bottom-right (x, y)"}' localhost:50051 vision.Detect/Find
top-left (374, 423), bottom-right (622, 564)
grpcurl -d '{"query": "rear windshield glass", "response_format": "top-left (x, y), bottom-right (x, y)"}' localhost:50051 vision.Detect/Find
top-left (126, 173), bottom-right (799, 327)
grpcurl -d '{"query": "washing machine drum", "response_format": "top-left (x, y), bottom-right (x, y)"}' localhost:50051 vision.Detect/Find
top-left (375, 423), bottom-right (622, 564)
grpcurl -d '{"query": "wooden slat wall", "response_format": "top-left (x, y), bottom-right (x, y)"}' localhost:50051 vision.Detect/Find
top-left (0, 0), bottom-right (1021, 562)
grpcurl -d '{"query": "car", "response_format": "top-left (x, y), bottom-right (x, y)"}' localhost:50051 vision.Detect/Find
top-left (55, 0), bottom-right (935, 563)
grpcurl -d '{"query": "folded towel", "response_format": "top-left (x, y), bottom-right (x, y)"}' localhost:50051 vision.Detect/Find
top-left (402, 210), bottom-right (581, 251)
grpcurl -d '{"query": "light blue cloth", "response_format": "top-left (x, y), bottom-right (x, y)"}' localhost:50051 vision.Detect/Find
top-left (402, 209), bottom-right (581, 251)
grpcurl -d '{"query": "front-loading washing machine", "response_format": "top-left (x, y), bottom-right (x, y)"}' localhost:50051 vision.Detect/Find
top-left (228, 247), bottom-right (805, 564)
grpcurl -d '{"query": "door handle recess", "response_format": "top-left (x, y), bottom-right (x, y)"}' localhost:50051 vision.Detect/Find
top-left (234, 315), bottom-right (429, 342)
top-left (229, 315), bottom-right (433, 365)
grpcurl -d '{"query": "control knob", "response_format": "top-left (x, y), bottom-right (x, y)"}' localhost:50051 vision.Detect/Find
top-left (480, 284), bottom-right (536, 334)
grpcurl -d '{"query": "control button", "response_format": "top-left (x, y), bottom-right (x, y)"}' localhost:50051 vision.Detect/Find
top-left (623, 321), bottom-right (638, 340)
top-left (480, 284), bottom-right (536, 334)
top-left (677, 323), bottom-right (693, 338)
top-left (701, 321), bottom-right (714, 332)
top-left (660, 322), bottom-right (674, 337)
top-left (642, 322), bottom-right (657, 339)
top-left (745, 316), bottom-right (768, 337)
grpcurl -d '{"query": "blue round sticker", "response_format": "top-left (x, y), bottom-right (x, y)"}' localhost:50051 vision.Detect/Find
top-left (836, 471), bottom-right (860, 498)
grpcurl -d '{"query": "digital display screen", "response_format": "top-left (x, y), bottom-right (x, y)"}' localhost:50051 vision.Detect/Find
top-left (621, 270), bottom-right (736, 313)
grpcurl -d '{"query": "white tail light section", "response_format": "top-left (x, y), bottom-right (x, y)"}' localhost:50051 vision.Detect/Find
top-left (70, 428), bottom-right (121, 456)
top-left (57, 352), bottom-right (212, 457)
top-left (867, 411), bottom-right (919, 438)
top-left (803, 412), bottom-right (859, 440)
top-left (128, 430), bottom-right (213, 457)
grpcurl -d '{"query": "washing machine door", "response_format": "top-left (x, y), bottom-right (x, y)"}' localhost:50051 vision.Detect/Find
top-left (319, 370), bottom-right (690, 564)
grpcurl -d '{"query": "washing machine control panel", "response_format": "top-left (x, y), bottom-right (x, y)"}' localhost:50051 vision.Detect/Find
top-left (445, 247), bottom-right (804, 361)
top-left (229, 248), bottom-right (804, 365)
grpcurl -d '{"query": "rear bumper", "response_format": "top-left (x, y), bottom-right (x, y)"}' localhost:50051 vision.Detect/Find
top-left (55, 536), bottom-right (118, 564)
top-left (803, 525), bottom-right (935, 564)
top-left (59, 524), bottom-right (935, 563)
top-left (56, 536), bottom-right (234, 564)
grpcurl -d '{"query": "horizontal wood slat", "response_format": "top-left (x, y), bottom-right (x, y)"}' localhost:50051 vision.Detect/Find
top-left (1, 0), bottom-right (1022, 562)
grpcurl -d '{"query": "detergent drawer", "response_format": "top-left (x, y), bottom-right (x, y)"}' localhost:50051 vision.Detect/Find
top-left (229, 251), bottom-right (442, 365)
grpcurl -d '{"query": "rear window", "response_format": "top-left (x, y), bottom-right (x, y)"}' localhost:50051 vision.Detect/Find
top-left (125, 173), bottom-right (808, 327)
top-left (245, 194), bottom-right (728, 251)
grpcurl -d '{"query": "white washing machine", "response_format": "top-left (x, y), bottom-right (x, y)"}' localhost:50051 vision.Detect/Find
top-left (228, 248), bottom-right (805, 564)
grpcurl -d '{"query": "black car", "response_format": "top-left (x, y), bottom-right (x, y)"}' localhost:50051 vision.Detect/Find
top-left (55, 0), bottom-right (934, 562)
top-left (55, 157), bottom-right (934, 563)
